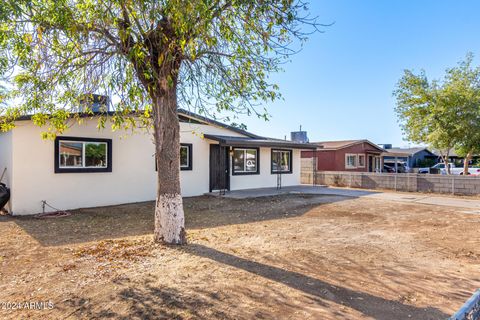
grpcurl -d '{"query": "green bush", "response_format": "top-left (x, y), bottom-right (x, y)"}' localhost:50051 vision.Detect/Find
top-left (416, 158), bottom-right (436, 168)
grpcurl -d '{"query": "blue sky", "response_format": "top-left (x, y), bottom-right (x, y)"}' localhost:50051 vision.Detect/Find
top-left (231, 0), bottom-right (480, 147)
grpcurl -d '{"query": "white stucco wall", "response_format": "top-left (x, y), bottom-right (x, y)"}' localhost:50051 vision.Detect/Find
top-left (7, 118), bottom-right (251, 215)
top-left (6, 117), bottom-right (302, 215)
top-left (178, 121), bottom-right (245, 198)
top-left (229, 148), bottom-right (301, 191)
top-left (0, 131), bottom-right (13, 212)
top-left (10, 119), bottom-right (156, 215)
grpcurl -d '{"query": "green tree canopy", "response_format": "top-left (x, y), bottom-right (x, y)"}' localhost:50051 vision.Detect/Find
top-left (394, 53), bottom-right (480, 174)
top-left (444, 55), bottom-right (480, 168)
top-left (0, 0), bottom-right (321, 243)
top-left (0, 0), bottom-right (320, 133)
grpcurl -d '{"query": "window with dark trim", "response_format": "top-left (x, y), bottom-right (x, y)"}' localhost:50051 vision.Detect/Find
top-left (155, 143), bottom-right (193, 171)
top-left (180, 143), bottom-right (192, 170)
top-left (55, 136), bottom-right (112, 173)
top-left (271, 149), bottom-right (293, 174)
top-left (232, 147), bottom-right (259, 175)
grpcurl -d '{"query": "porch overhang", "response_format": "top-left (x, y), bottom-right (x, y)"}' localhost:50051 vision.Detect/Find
top-left (204, 134), bottom-right (317, 149)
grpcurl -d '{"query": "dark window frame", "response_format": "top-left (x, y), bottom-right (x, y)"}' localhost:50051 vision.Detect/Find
top-left (155, 143), bottom-right (193, 171)
top-left (55, 136), bottom-right (112, 173)
top-left (271, 149), bottom-right (293, 174)
top-left (180, 143), bottom-right (193, 171)
top-left (231, 147), bottom-right (260, 175)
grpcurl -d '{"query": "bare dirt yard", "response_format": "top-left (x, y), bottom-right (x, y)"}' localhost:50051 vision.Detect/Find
top-left (1, 193), bottom-right (479, 319)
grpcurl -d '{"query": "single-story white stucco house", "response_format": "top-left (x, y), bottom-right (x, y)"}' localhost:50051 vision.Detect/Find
top-left (0, 109), bottom-right (316, 215)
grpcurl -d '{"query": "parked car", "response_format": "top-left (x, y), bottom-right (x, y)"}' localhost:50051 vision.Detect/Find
top-left (396, 162), bottom-right (410, 173)
top-left (383, 164), bottom-right (395, 173)
top-left (418, 163), bottom-right (443, 174)
top-left (384, 162), bottom-right (409, 173)
top-left (419, 162), bottom-right (480, 175)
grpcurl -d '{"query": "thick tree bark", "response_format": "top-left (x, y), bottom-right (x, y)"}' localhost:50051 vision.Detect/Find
top-left (442, 156), bottom-right (450, 175)
top-left (463, 150), bottom-right (473, 175)
top-left (119, 14), bottom-right (187, 244)
top-left (151, 68), bottom-right (186, 245)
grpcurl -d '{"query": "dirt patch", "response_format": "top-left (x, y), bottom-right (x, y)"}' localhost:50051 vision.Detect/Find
top-left (0, 194), bottom-right (479, 319)
top-left (74, 238), bottom-right (157, 263)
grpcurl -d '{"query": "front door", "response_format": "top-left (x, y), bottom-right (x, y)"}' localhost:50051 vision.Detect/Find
top-left (209, 145), bottom-right (230, 192)
top-left (368, 155), bottom-right (374, 172)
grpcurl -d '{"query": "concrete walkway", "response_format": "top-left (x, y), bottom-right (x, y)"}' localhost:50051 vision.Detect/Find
top-left (207, 185), bottom-right (480, 211)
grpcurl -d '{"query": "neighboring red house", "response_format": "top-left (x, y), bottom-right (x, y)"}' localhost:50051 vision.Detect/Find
top-left (302, 140), bottom-right (385, 172)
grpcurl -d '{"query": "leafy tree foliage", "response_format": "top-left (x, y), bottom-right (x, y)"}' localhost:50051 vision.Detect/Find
top-left (0, 0), bottom-right (320, 130)
top-left (85, 143), bottom-right (107, 163)
top-left (443, 55), bottom-right (480, 173)
top-left (0, 0), bottom-right (320, 243)
top-left (394, 54), bottom-right (480, 174)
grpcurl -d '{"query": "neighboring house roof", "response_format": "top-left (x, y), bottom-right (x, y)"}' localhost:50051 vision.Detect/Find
top-left (430, 149), bottom-right (480, 158)
top-left (433, 149), bottom-right (457, 157)
top-left (383, 147), bottom-right (436, 157)
top-left (312, 139), bottom-right (385, 152)
top-left (204, 134), bottom-right (317, 149)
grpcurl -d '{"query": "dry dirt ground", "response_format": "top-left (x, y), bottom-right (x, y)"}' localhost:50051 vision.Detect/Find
top-left (0, 193), bottom-right (479, 319)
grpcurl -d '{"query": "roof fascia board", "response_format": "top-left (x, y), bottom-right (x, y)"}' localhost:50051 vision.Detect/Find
top-left (316, 140), bottom-right (385, 152)
top-left (177, 109), bottom-right (261, 139)
top-left (13, 109), bottom-right (263, 139)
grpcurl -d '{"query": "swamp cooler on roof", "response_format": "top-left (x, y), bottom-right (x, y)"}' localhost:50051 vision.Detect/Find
top-left (290, 125), bottom-right (309, 143)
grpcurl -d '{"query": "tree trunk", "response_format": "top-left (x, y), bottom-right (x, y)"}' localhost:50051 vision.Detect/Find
top-left (442, 156), bottom-right (450, 175)
top-left (463, 150), bottom-right (473, 175)
top-left (151, 70), bottom-right (186, 245)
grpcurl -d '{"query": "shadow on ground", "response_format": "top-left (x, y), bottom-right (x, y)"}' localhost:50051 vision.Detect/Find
top-left (178, 244), bottom-right (449, 320)
top-left (59, 244), bottom-right (448, 320)
top-left (11, 194), bottom-right (353, 247)
top-left (60, 276), bottom-right (231, 320)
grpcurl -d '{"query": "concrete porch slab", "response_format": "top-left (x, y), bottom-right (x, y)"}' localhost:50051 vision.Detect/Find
top-left (206, 185), bottom-right (480, 210)
top-left (205, 185), bottom-right (376, 199)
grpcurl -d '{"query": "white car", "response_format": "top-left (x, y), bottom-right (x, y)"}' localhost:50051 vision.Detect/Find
top-left (419, 163), bottom-right (480, 175)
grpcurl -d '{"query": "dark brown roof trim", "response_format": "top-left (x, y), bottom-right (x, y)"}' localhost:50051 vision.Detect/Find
top-left (204, 134), bottom-right (318, 149)
top-left (14, 109), bottom-right (261, 139)
top-left (177, 109), bottom-right (261, 139)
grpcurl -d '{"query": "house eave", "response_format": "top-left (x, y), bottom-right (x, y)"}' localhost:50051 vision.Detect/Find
top-left (204, 134), bottom-right (317, 149)
top-left (313, 140), bottom-right (385, 153)
top-left (11, 109), bottom-right (263, 139)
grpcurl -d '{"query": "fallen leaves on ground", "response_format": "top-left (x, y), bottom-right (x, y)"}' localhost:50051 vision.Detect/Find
top-left (74, 238), bottom-right (157, 264)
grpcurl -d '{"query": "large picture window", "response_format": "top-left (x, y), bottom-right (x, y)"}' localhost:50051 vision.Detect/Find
top-left (55, 137), bottom-right (112, 173)
top-left (232, 148), bottom-right (259, 175)
top-left (271, 149), bottom-right (292, 174)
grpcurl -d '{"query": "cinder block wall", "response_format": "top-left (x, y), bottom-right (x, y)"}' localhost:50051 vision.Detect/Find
top-left (301, 169), bottom-right (480, 196)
